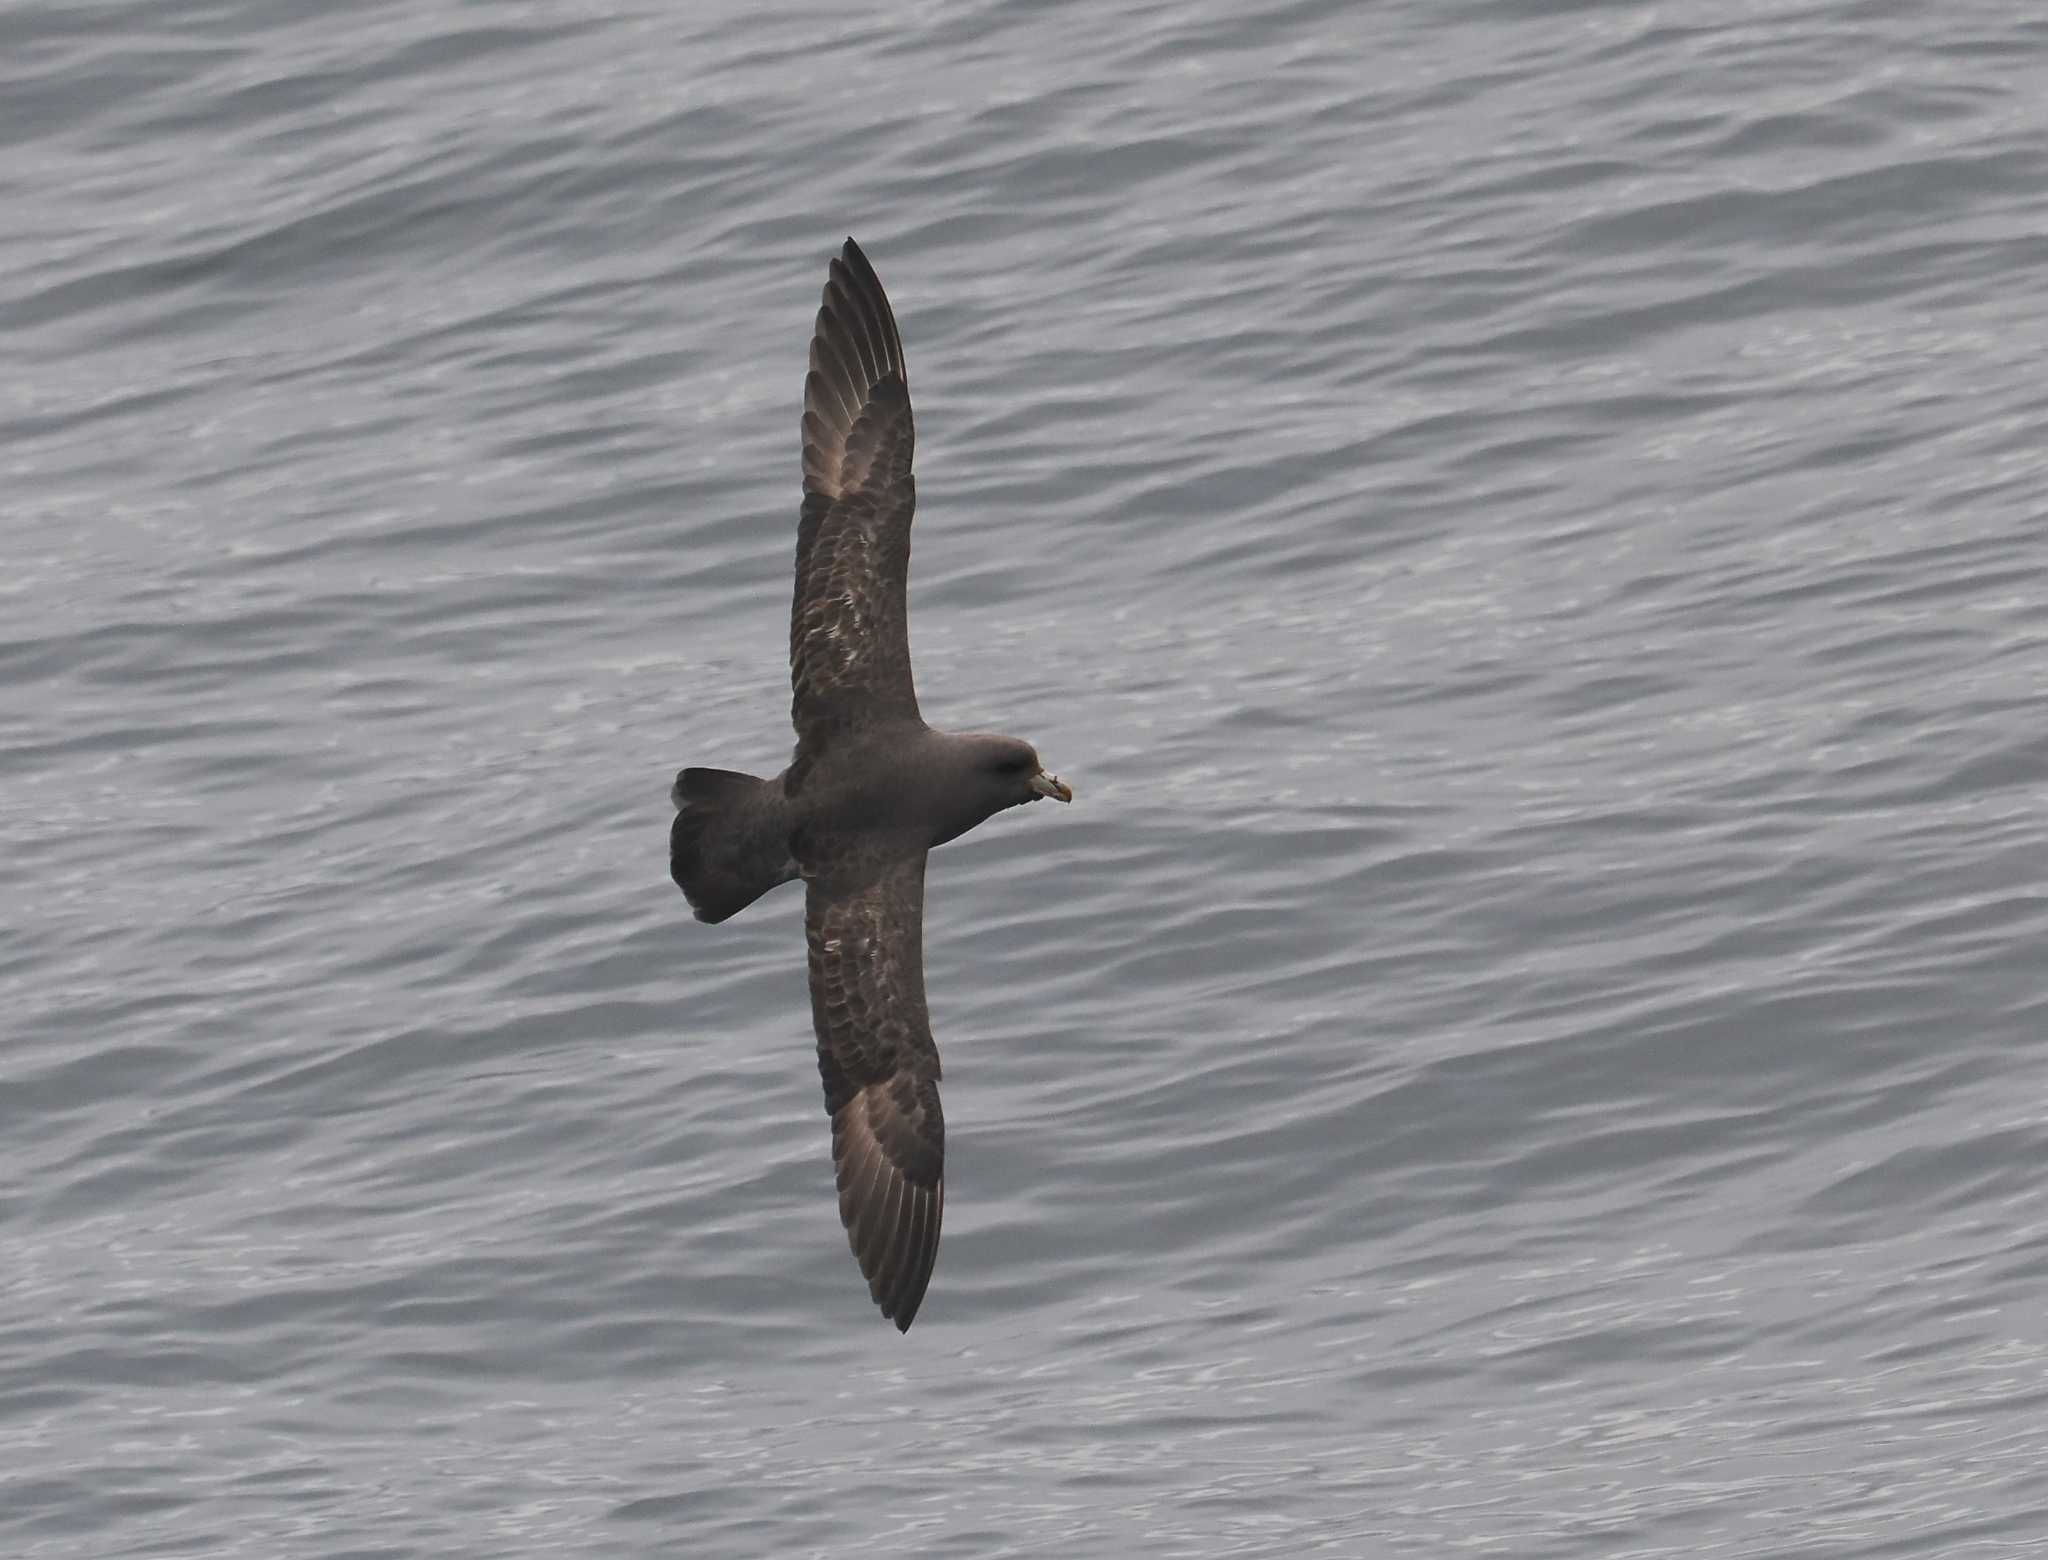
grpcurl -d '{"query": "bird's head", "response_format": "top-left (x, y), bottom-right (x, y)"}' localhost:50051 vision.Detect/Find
top-left (971, 735), bottom-right (1073, 811)
top-left (925, 731), bottom-right (1073, 848)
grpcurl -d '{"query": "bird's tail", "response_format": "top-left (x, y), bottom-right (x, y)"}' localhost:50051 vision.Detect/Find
top-left (669, 768), bottom-right (799, 923)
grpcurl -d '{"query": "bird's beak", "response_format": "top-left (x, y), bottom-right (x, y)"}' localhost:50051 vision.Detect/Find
top-left (1030, 770), bottom-right (1074, 803)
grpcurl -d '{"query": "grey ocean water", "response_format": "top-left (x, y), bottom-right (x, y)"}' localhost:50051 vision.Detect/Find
top-left (7, 0), bottom-right (2048, 1553)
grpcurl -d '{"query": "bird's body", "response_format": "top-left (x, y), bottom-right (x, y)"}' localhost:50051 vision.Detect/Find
top-left (668, 238), bottom-right (1070, 1332)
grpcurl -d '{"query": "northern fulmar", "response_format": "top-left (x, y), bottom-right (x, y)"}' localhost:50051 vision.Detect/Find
top-left (668, 237), bottom-right (1072, 1333)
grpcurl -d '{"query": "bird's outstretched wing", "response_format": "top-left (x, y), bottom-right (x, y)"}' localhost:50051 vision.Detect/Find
top-left (804, 852), bottom-right (943, 1331)
top-left (791, 237), bottom-right (920, 744)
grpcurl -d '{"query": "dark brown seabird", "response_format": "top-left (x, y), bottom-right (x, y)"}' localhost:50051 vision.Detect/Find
top-left (667, 238), bottom-right (1072, 1332)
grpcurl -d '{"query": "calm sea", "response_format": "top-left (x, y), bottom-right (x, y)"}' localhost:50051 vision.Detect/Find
top-left (7, 1), bottom-right (2048, 1554)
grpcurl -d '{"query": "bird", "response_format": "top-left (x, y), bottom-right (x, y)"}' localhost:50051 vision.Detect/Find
top-left (668, 237), bottom-right (1073, 1332)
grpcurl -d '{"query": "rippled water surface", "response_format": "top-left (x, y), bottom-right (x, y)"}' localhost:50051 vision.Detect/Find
top-left (8, 1), bottom-right (2048, 1554)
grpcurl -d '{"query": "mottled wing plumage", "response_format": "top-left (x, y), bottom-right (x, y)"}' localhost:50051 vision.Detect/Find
top-left (804, 853), bottom-right (943, 1331)
top-left (792, 238), bottom-right (920, 742)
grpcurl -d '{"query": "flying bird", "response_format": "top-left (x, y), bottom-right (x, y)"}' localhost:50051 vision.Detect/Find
top-left (668, 238), bottom-right (1072, 1332)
